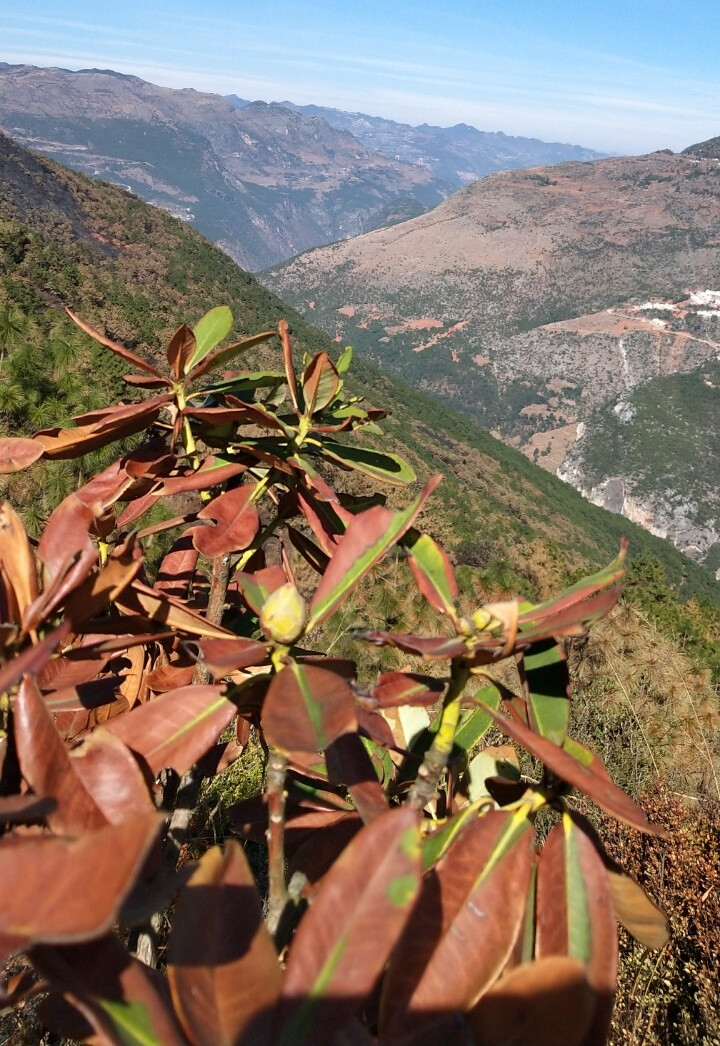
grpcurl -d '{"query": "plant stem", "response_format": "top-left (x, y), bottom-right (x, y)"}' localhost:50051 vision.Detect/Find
top-left (265, 746), bottom-right (288, 937)
top-left (132, 552), bottom-right (231, 967)
top-left (406, 659), bottom-right (469, 811)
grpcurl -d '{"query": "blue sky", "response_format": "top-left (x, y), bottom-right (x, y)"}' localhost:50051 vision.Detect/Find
top-left (3, 1), bottom-right (718, 154)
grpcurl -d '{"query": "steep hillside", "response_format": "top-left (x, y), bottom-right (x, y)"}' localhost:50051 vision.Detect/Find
top-left (0, 63), bottom-right (444, 269)
top-left (264, 150), bottom-right (720, 565)
top-left (1, 129), bottom-right (718, 645)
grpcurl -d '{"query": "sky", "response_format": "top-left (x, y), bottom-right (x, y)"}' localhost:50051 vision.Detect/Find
top-left (3, 1), bottom-right (718, 155)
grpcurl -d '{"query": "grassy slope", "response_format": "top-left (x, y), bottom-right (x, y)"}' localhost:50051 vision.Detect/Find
top-left (1, 132), bottom-right (718, 621)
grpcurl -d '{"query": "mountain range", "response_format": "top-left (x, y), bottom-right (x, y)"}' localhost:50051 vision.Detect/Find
top-left (0, 63), bottom-right (603, 270)
top-left (265, 147), bottom-right (720, 569)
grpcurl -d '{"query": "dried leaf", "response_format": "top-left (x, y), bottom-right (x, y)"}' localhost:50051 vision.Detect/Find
top-left (0, 437), bottom-right (44, 474)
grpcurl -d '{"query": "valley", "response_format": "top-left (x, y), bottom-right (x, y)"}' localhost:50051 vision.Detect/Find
top-left (265, 148), bottom-right (720, 568)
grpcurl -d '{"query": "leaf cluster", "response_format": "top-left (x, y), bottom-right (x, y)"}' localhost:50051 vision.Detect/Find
top-left (0, 309), bottom-right (672, 1045)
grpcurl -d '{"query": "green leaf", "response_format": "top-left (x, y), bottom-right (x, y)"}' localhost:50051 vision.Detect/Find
top-left (420, 799), bottom-right (488, 870)
top-left (336, 345), bottom-right (353, 373)
top-left (403, 530), bottom-right (458, 615)
top-left (318, 439), bottom-right (416, 484)
top-left (98, 1000), bottom-right (163, 1046)
top-left (454, 682), bottom-right (502, 751)
top-left (522, 639), bottom-right (570, 746)
top-left (188, 306), bottom-right (233, 369)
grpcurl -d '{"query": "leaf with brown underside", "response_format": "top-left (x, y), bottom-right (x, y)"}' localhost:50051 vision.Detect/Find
top-left (0, 501), bottom-right (38, 622)
top-left (403, 530), bottom-right (458, 617)
top-left (569, 812), bottom-right (669, 949)
top-left (516, 544), bottom-right (627, 643)
top-left (372, 671), bottom-right (445, 708)
top-left (31, 935), bottom-right (186, 1046)
top-left (41, 675), bottom-right (123, 715)
top-left (153, 456), bottom-right (247, 495)
top-left (276, 807), bottom-right (421, 1046)
top-left (114, 579), bottom-right (234, 638)
top-left (0, 437), bottom-right (44, 474)
top-left (307, 477), bottom-right (441, 631)
top-left (14, 677), bottom-right (108, 834)
top-left (188, 329), bottom-right (277, 381)
top-left (66, 308), bottom-right (167, 379)
top-left (183, 636), bottom-right (269, 678)
top-left (380, 808), bottom-right (534, 1040)
top-left (168, 841), bottom-right (281, 1046)
top-left (192, 484), bottom-right (260, 558)
top-left (34, 396), bottom-right (171, 460)
top-left (155, 534), bottom-right (200, 598)
top-left (146, 662), bottom-right (195, 692)
top-left (467, 956), bottom-right (595, 1046)
top-left (166, 323), bottom-right (196, 381)
top-left (105, 684), bottom-right (237, 777)
top-left (69, 729), bottom-right (155, 825)
top-left (325, 733), bottom-right (389, 824)
top-left (262, 662), bottom-right (357, 756)
top-left (483, 704), bottom-right (665, 836)
top-left (536, 815), bottom-right (617, 1046)
top-left (302, 352), bottom-right (341, 414)
top-left (0, 794), bottom-right (56, 824)
top-left (0, 621), bottom-right (71, 699)
top-left (0, 814), bottom-right (161, 959)
top-left (63, 534), bottom-right (142, 627)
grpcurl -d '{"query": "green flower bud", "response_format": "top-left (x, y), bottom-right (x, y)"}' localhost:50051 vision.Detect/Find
top-left (260, 583), bottom-right (308, 645)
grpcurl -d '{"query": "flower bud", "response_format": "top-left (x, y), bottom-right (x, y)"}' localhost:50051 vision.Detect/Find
top-left (260, 583), bottom-right (307, 645)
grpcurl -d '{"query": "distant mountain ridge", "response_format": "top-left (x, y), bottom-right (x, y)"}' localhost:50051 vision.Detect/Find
top-left (0, 62), bottom-right (603, 270)
top-left (227, 94), bottom-right (606, 192)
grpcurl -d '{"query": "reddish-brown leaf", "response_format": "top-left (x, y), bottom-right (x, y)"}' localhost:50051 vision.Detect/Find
top-left (153, 456), bottom-right (247, 495)
top-left (31, 935), bottom-right (186, 1046)
top-left (168, 841), bottom-right (281, 1046)
top-left (276, 807), bottom-right (421, 1046)
top-left (14, 677), bottom-right (108, 834)
top-left (155, 534), bottom-right (200, 598)
top-left (0, 437), bottom-right (44, 474)
top-left (0, 621), bottom-right (71, 698)
top-left (105, 684), bottom-right (237, 777)
top-left (484, 705), bottom-right (665, 835)
top-left (326, 733), bottom-right (389, 824)
top-left (166, 323), bottom-right (196, 380)
top-left (34, 396), bottom-right (171, 460)
top-left (114, 579), bottom-right (234, 638)
top-left (262, 662), bottom-right (357, 756)
top-left (69, 729), bottom-right (155, 824)
top-left (0, 501), bottom-right (38, 623)
top-left (183, 636), bottom-right (269, 678)
top-left (192, 484), bottom-right (260, 558)
top-left (380, 809), bottom-right (534, 1039)
top-left (467, 957), bottom-right (595, 1046)
top-left (372, 671), bottom-right (445, 708)
top-left (0, 814), bottom-right (161, 957)
top-left (302, 352), bottom-right (341, 414)
top-left (66, 308), bottom-right (166, 378)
